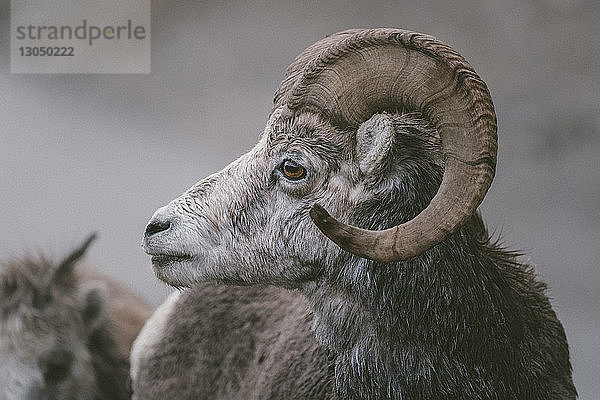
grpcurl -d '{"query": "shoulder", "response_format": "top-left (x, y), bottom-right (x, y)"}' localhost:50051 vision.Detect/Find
top-left (130, 289), bottom-right (182, 392)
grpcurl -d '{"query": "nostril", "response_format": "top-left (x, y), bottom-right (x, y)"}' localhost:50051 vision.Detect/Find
top-left (39, 345), bottom-right (73, 383)
top-left (145, 220), bottom-right (171, 237)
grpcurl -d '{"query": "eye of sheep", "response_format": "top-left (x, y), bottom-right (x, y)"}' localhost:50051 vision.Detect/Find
top-left (280, 160), bottom-right (306, 180)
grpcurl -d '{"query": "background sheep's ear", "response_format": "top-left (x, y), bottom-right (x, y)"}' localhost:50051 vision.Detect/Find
top-left (80, 282), bottom-right (107, 334)
top-left (53, 233), bottom-right (97, 285)
top-left (356, 113), bottom-right (396, 176)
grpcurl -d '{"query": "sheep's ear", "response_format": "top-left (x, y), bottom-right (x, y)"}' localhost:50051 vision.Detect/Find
top-left (80, 282), bottom-right (107, 334)
top-left (356, 113), bottom-right (396, 176)
top-left (54, 233), bottom-right (97, 284)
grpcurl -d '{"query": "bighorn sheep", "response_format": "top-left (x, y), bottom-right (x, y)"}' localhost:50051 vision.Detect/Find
top-left (135, 28), bottom-right (576, 399)
top-left (0, 234), bottom-right (152, 400)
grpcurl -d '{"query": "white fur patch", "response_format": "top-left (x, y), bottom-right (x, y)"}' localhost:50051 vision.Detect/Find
top-left (130, 290), bottom-right (182, 385)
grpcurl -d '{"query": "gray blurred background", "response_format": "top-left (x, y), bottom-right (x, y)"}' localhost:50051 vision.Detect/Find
top-left (1, 0), bottom-right (598, 397)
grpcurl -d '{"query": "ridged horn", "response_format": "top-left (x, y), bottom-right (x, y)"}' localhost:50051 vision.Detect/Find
top-left (273, 28), bottom-right (497, 262)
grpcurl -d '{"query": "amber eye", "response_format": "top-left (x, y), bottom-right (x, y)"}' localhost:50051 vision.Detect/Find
top-left (280, 160), bottom-right (306, 180)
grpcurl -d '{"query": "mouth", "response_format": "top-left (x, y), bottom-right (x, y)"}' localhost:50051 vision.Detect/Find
top-left (150, 253), bottom-right (194, 266)
top-left (147, 252), bottom-right (198, 288)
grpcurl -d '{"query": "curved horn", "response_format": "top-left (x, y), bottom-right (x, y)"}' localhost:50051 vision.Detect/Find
top-left (274, 28), bottom-right (497, 262)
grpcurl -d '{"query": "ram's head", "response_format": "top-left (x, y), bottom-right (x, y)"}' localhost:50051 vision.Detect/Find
top-left (142, 28), bottom-right (497, 288)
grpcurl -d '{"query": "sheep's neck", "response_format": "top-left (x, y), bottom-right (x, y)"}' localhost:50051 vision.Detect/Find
top-left (303, 272), bottom-right (413, 399)
top-left (302, 233), bottom-right (522, 399)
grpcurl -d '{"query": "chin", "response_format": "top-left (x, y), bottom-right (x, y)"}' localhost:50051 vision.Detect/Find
top-left (151, 256), bottom-right (202, 288)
